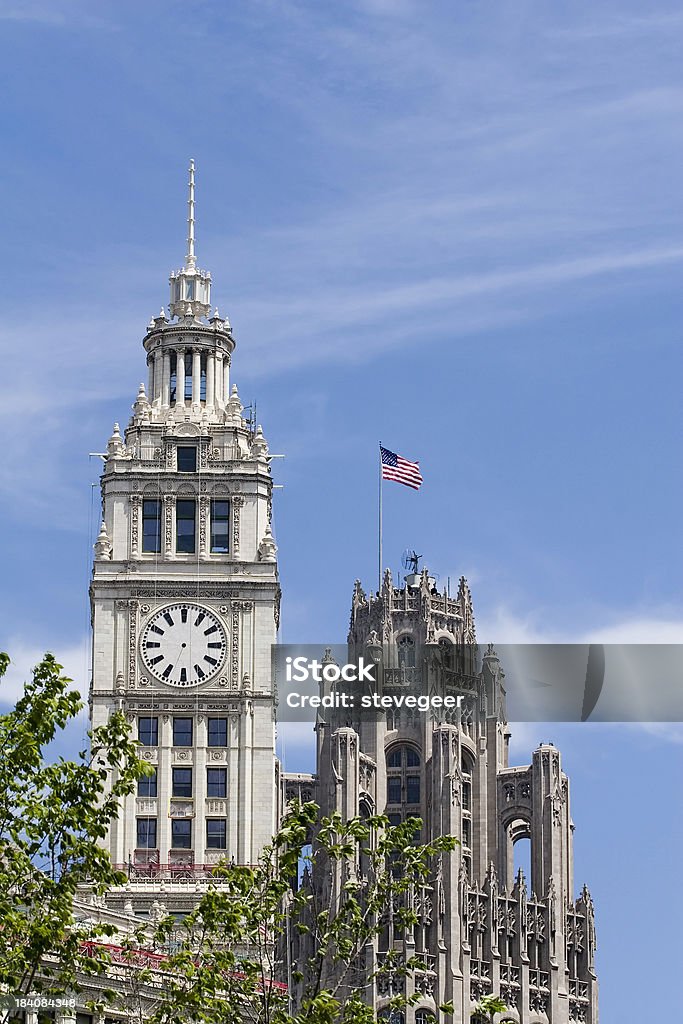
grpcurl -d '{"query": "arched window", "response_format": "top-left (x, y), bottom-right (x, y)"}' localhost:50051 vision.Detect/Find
top-left (513, 834), bottom-right (531, 881)
top-left (398, 635), bottom-right (416, 668)
top-left (386, 745), bottom-right (422, 812)
top-left (378, 1010), bottom-right (405, 1024)
top-left (415, 1011), bottom-right (437, 1024)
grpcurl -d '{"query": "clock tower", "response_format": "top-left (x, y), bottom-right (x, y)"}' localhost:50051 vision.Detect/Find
top-left (89, 163), bottom-right (280, 915)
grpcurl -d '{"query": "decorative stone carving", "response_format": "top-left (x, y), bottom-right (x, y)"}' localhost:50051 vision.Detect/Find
top-left (131, 586), bottom-right (239, 599)
top-left (251, 425), bottom-right (269, 460)
top-left (94, 521), bottom-right (112, 560)
top-left (231, 605), bottom-right (240, 688)
top-left (163, 494), bottom-right (174, 556)
top-left (257, 525), bottom-right (277, 562)
top-left (130, 494), bottom-right (141, 557)
top-left (128, 601), bottom-right (138, 687)
top-left (199, 496), bottom-right (208, 557)
top-left (232, 494), bottom-right (244, 557)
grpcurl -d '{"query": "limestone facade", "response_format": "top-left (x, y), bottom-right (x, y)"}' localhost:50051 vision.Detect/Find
top-left (286, 570), bottom-right (599, 1024)
top-left (90, 163), bottom-right (280, 920)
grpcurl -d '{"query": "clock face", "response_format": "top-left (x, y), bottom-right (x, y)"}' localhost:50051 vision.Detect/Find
top-left (140, 603), bottom-right (227, 686)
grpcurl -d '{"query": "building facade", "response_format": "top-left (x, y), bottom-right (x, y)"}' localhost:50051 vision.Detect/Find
top-left (286, 570), bottom-right (598, 1023)
top-left (90, 162), bottom-right (281, 920)
top-left (88, 165), bottom-right (598, 1021)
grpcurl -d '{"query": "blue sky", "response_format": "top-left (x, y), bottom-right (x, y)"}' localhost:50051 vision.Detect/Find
top-left (1, 1), bottom-right (682, 1018)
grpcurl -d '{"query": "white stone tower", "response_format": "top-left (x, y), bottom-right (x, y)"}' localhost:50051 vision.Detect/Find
top-left (89, 162), bottom-right (280, 918)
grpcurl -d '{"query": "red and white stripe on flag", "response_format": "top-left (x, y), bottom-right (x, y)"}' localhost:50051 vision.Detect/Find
top-left (380, 445), bottom-right (423, 490)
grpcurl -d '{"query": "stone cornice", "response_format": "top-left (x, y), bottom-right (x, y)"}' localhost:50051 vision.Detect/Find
top-left (142, 321), bottom-right (234, 355)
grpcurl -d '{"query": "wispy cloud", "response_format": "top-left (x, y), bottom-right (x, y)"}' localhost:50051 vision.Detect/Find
top-left (234, 242), bottom-right (683, 366)
top-left (0, 0), bottom-right (115, 28)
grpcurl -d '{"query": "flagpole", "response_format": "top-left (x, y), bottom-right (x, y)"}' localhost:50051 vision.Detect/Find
top-left (378, 442), bottom-right (383, 592)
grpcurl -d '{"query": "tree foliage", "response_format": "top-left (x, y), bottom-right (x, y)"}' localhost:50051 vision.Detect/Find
top-left (0, 653), bottom-right (507, 1023)
top-left (125, 803), bottom-right (460, 1024)
top-left (0, 652), bottom-right (148, 996)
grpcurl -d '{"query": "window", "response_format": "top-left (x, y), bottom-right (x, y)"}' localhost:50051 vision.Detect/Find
top-left (137, 818), bottom-right (157, 849)
top-left (386, 745), bottom-right (420, 769)
top-left (415, 1011), bottom-right (436, 1024)
top-left (176, 499), bottom-right (196, 554)
top-left (76, 1013), bottom-right (93, 1024)
top-left (463, 818), bottom-right (471, 847)
top-left (186, 279), bottom-right (195, 301)
top-left (172, 767), bottom-right (193, 797)
top-left (406, 775), bottom-right (421, 804)
top-left (177, 446), bottom-right (197, 473)
top-left (207, 767), bottom-right (227, 797)
top-left (173, 717), bottom-right (193, 746)
top-left (386, 745), bottom-right (422, 818)
top-left (208, 717), bottom-right (227, 746)
top-left (183, 353), bottom-right (192, 400)
top-left (206, 819), bottom-right (227, 849)
top-left (210, 499), bottom-right (230, 553)
top-left (138, 717), bottom-right (158, 746)
top-left (138, 768), bottom-right (157, 797)
top-left (142, 499), bottom-right (162, 553)
top-left (200, 353), bottom-right (207, 401)
top-left (171, 819), bottom-right (192, 849)
top-left (387, 777), bottom-right (402, 804)
top-left (170, 353), bottom-right (177, 403)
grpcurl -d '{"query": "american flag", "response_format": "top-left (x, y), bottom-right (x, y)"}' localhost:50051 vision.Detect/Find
top-left (380, 445), bottom-right (423, 490)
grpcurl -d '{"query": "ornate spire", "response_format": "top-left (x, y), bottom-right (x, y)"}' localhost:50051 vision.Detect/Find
top-left (169, 160), bottom-right (212, 320)
top-left (186, 159), bottom-right (196, 268)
